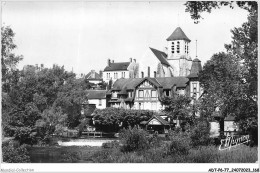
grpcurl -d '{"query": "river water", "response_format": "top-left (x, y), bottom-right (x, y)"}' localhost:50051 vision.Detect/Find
top-left (28, 138), bottom-right (115, 163)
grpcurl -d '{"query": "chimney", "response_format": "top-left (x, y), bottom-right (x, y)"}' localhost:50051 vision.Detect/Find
top-left (107, 59), bottom-right (111, 67)
top-left (41, 64), bottom-right (44, 69)
top-left (154, 71), bottom-right (156, 78)
top-left (148, 66), bottom-right (150, 77)
top-left (130, 58), bottom-right (132, 62)
top-left (112, 60), bottom-right (114, 63)
top-left (36, 64), bottom-right (38, 69)
top-left (133, 59), bottom-right (136, 63)
top-left (141, 71), bottom-right (144, 78)
top-left (91, 70), bottom-right (95, 78)
top-left (99, 70), bottom-right (103, 78)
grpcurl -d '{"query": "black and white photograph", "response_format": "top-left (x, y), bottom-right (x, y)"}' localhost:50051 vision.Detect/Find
top-left (1, 1), bottom-right (259, 172)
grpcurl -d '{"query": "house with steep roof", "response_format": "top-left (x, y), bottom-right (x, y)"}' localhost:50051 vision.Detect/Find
top-left (103, 58), bottom-right (139, 84)
top-left (85, 70), bottom-right (103, 84)
top-left (145, 115), bottom-right (171, 134)
top-left (107, 76), bottom-right (190, 111)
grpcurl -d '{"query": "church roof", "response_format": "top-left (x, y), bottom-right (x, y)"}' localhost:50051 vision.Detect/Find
top-left (104, 62), bottom-right (130, 71)
top-left (166, 27), bottom-right (191, 42)
top-left (150, 47), bottom-right (171, 67)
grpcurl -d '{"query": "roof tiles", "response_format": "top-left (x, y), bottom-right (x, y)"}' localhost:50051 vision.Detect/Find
top-left (104, 62), bottom-right (130, 71)
top-left (166, 27), bottom-right (191, 42)
top-left (150, 47), bottom-right (171, 66)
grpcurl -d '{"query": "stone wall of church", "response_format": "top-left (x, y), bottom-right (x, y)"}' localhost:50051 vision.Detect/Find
top-left (167, 59), bottom-right (179, 76)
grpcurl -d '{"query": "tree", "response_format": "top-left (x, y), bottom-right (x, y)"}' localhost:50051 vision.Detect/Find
top-left (35, 107), bottom-right (67, 141)
top-left (185, 1), bottom-right (258, 144)
top-left (161, 94), bottom-right (196, 126)
top-left (54, 77), bottom-right (87, 128)
top-left (199, 52), bottom-right (244, 117)
top-left (1, 26), bottom-right (23, 93)
top-left (184, 1), bottom-right (257, 24)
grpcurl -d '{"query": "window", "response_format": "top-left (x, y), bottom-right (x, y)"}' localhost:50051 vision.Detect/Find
top-left (165, 90), bottom-right (170, 97)
top-left (128, 91), bottom-right (133, 98)
top-left (139, 90), bottom-right (144, 98)
top-left (112, 92), bottom-right (117, 98)
top-left (187, 44), bottom-right (189, 54)
top-left (151, 90), bottom-right (157, 97)
top-left (185, 44), bottom-right (187, 53)
top-left (171, 42), bottom-right (175, 53)
top-left (177, 41), bottom-right (180, 53)
top-left (107, 73), bottom-right (110, 79)
top-left (99, 99), bottom-right (102, 106)
top-left (192, 83), bottom-right (197, 93)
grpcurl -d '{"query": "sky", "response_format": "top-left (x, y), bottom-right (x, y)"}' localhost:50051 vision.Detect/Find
top-left (1, 1), bottom-right (249, 75)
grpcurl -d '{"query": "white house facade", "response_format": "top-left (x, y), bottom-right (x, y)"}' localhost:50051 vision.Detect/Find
top-left (103, 58), bottom-right (139, 83)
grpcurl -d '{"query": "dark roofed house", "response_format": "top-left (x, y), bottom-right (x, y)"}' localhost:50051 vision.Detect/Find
top-left (86, 70), bottom-right (103, 84)
top-left (86, 90), bottom-right (107, 109)
top-left (104, 62), bottom-right (130, 71)
top-left (108, 76), bottom-right (190, 111)
top-left (145, 115), bottom-right (170, 134)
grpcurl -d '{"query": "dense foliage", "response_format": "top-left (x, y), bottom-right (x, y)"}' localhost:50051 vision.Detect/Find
top-left (1, 26), bottom-right (89, 145)
top-left (161, 94), bottom-right (197, 126)
top-left (185, 1), bottom-right (258, 145)
top-left (2, 143), bottom-right (30, 163)
top-left (92, 108), bottom-right (155, 132)
top-left (184, 1), bottom-right (257, 24)
top-left (120, 127), bottom-right (150, 152)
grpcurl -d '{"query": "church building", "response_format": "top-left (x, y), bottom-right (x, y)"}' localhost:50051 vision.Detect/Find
top-left (150, 27), bottom-right (193, 77)
top-left (106, 27), bottom-right (203, 111)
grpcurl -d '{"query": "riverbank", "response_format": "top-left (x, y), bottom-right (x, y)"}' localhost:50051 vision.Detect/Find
top-left (58, 139), bottom-right (118, 146)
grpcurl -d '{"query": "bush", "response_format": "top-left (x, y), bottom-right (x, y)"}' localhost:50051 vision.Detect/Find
top-left (60, 151), bottom-right (80, 163)
top-left (187, 146), bottom-right (217, 163)
top-left (102, 140), bottom-right (120, 149)
top-left (190, 119), bottom-right (213, 147)
top-left (120, 127), bottom-right (150, 152)
top-left (91, 148), bottom-right (122, 163)
top-left (168, 132), bottom-right (191, 156)
top-left (2, 143), bottom-right (30, 163)
top-left (147, 133), bottom-right (162, 148)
